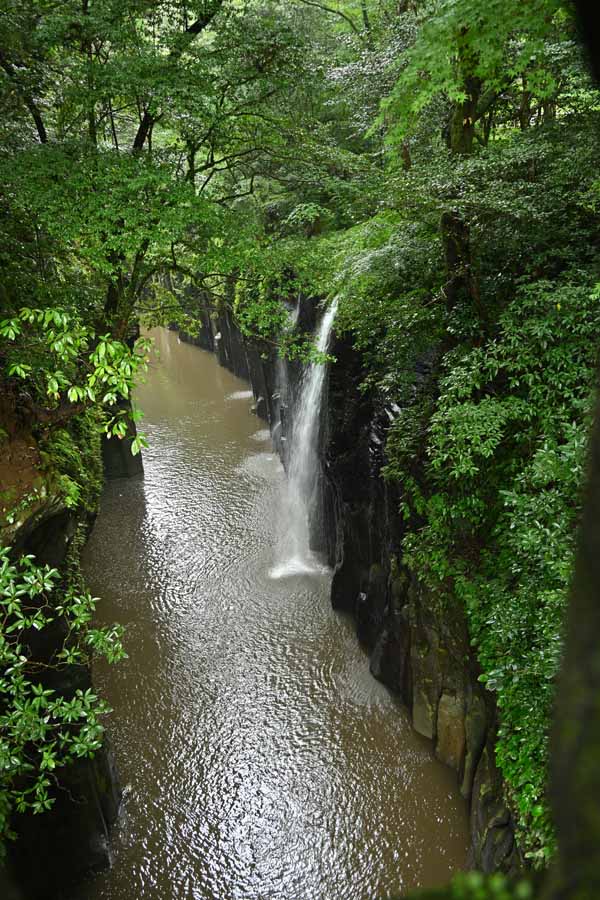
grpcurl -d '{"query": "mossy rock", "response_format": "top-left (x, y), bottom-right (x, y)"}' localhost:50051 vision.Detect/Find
top-left (404, 872), bottom-right (535, 899)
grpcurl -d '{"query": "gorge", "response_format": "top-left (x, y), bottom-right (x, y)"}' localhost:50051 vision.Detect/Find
top-left (2, 1), bottom-right (600, 897)
top-left (71, 325), bottom-right (469, 899)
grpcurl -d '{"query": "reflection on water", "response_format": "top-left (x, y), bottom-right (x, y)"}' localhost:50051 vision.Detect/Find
top-left (227, 389), bottom-right (254, 401)
top-left (249, 428), bottom-right (271, 444)
top-left (78, 328), bottom-right (468, 900)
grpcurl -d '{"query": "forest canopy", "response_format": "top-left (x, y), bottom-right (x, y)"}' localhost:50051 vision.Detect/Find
top-left (1, 0), bottom-right (600, 890)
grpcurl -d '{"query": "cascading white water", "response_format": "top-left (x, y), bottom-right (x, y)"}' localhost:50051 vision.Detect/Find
top-left (270, 299), bottom-right (338, 579)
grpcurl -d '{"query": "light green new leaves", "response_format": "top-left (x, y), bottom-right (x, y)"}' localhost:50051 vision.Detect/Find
top-left (2, 305), bottom-right (150, 441)
top-left (380, 0), bottom-right (567, 144)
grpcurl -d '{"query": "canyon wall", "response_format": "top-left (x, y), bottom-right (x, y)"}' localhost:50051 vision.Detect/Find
top-left (323, 329), bottom-right (521, 874)
top-left (0, 440), bottom-right (127, 898)
top-left (177, 297), bottom-right (521, 874)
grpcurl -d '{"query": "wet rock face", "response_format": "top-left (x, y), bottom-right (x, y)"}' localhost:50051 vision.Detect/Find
top-left (468, 745), bottom-right (520, 875)
top-left (319, 329), bottom-right (521, 875)
top-left (102, 400), bottom-right (144, 480)
top-left (171, 293), bottom-right (215, 353)
top-left (215, 309), bottom-right (250, 381)
top-left (11, 746), bottom-right (121, 899)
top-left (7, 506), bottom-right (121, 899)
top-left (295, 293), bottom-right (319, 335)
top-left (178, 300), bottom-right (281, 429)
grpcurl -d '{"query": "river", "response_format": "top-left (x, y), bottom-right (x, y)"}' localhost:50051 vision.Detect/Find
top-left (78, 327), bottom-right (468, 900)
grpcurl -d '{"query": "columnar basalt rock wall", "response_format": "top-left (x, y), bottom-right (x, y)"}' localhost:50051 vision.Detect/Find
top-left (323, 330), bottom-right (521, 875)
top-left (175, 303), bottom-right (282, 427)
top-left (176, 298), bottom-right (521, 874)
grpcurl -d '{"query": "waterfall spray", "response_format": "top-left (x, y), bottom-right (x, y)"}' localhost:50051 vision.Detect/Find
top-left (270, 299), bottom-right (338, 579)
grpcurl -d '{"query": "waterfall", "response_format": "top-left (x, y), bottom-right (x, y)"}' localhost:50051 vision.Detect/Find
top-left (270, 299), bottom-right (338, 579)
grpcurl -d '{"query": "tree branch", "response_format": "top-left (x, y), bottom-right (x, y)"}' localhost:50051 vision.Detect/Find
top-left (0, 50), bottom-right (48, 144)
top-left (296, 0), bottom-right (364, 41)
top-left (474, 79), bottom-right (515, 122)
top-left (132, 0), bottom-right (225, 151)
top-left (217, 175), bottom-right (255, 205)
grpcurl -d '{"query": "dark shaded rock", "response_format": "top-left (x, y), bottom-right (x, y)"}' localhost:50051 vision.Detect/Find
top-left (245, 344), bottom-right (273, 424)
top-left (101, 400), bottom-right (143, 479)
top-left (11, 506), bottom-right (78, 568)
top-left (356, 563), bottom-right (388, 648)
top-left (11, 744), bottom-right (121, 899)
top-left (319, 326), bottom-right (520, 874)
top-left (6, 492), bottom-right (121, 898)
top-left (0, 862), bottom-right (24, 900)
top-left (370, 594), bottom-right (413, 704)
top-left (214, 308), bottom-right (249, 380)
top-left (295, 294), bottom-right (319, 334)
top-left (468, 744), bottom-right (521, 874)
top-left (462, 689), bottom-right (488, 799)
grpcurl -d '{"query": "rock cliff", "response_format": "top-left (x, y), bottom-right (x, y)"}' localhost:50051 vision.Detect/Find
top-left (177, 295), bottom-right (521, 874)
top-left (0, 433), bottom-right (124, 898)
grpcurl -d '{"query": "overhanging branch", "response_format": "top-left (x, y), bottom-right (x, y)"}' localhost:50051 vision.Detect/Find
top-left (296, 0), bottom-right (364, 41)
top-left (132, 0), bottom-right (225, 151)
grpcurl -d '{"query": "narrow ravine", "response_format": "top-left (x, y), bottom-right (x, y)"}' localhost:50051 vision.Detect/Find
top-left (77, 328), bottom-right (468, 900)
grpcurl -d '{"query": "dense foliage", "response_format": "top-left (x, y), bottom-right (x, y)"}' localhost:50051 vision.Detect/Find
top-left (1, 0), bottom-right (598, 880)
top-left (221, 0), bottom-right (600, 868)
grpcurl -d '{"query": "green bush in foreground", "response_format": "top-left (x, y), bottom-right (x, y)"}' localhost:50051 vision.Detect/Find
top-left (0, 548), bottom-right (125, 846)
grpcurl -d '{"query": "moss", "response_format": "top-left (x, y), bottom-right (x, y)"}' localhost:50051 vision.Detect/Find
top-left (405, 872), bottom-right (536, 899)
top-left (38, 409), bottom-right (103, 515)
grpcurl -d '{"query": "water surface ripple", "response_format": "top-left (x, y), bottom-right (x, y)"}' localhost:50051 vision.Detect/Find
top-left (79, 328), bottom-right (468, 900)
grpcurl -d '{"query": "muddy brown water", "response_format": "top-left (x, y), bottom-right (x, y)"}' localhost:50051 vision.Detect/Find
top-left (77, 328), bottom-right (468, 900)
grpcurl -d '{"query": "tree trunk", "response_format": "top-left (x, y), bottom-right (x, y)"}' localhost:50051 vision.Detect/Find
top-left (441, 52), bottom-right (482, 325)
top-left (519, 76), bottom-right (532, 130)
top-left (448, 90), bottom-right (478, 155)
top-left (541, 381), bottom-right (600, 900)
